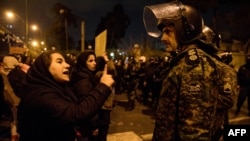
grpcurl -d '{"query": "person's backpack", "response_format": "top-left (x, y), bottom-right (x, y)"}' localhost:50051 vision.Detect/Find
top-left (7, 66), bottom-right (27, 98)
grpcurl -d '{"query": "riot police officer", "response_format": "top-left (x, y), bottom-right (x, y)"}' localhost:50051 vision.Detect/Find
top-left (143, 1), bottom-right (237, 140)
top-left (122, 57), bottom-right (138, 111)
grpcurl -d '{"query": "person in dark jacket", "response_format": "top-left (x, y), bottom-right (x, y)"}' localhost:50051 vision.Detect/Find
top-left (95, 55), bottom-right (117, 141)
top-left (0, 64), bottom-right (12, 120)
top-left (142, 57), bottom-right (157, 106)
top-left (235, 54), bottom-right (250, 116)
top-left (114, 59), bottom-right (124, 94)
top-left (17, 50), bottom-right (114, 141)
top-left (69, 50), bottom-right (99, 141)
top-left (122, 57), bottom-right (138, 111)
top-left (0, 56), bottom-right (12, 120)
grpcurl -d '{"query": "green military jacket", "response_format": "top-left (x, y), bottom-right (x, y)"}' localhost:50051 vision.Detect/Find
top-left (153, 45), bottom-right (237, 141)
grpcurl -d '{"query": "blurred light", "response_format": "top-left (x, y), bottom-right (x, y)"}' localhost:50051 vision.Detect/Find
top-left (59, 9), bottom-right (65, 14)
top-left (31, 25), bottom-right (38, 31)
top-left (5, 11), bottom-right (14, 18)
top-left (52, 46), bottom-right (56, 50)
top-left (110, 52), bottom-right (114, 57)
top-left (88, 45), bottom-right (92, 49)
top-left (7, 25), bottom-right (13, 29)
top-left (31, 40), bottom-right (38, 47)
top-left (134, 43), bottom-right (139, 48)
top-left (5, 11), bottom-right (25, 22)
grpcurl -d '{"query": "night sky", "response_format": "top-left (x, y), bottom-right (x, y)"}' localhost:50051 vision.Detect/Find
top-left (0, 0), bottom-right (166, 43)
top-left (1, 0), bottom-right (249, 46)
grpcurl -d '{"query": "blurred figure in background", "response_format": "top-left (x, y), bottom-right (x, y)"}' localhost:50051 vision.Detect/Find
top-left (202, 26), bottom-right (235, 132)
top-left (0, 56), bottom-right (21, 141)
top-left (114, 59), bottom-right (124, 94)
top-left (216, 52), bottom-right (236, 139)
top-left (219, 52), bottom-right (234, 68)
top-left (69, 50), bottom-right (99, 141)
top-left (123, 57), bottom-right (138, 111)
top-left (141, 57), bottom-right (157, 106)
top-left (0, 56), bottom-right (12, 121)
top-left (95, 53), bottom-right (117, 141)
top-left (137, 56), bottom-right (146, 92)
top-left (235, 54), bottom-right (250, 116)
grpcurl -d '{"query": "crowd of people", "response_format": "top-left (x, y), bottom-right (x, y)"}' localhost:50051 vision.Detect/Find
top-left (114, 55), bottom-right (171, 110)
top-left (0, 1), bottom-right (249, 141)
top-left (0, 45), bottom-right (170, 141)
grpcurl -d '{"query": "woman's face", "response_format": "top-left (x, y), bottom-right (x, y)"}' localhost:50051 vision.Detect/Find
top-left (49, 53), bottom-right (70, 83)
top-left (86, 55), bottom-right (96, 71)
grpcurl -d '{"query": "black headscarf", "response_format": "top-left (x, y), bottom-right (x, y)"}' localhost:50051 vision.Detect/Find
top-left (25, 51), bottom-right (76, 100)
top-left (69, 50), bottom-right (97, 84)
top-left (76, 50), bottom-right (96, 70)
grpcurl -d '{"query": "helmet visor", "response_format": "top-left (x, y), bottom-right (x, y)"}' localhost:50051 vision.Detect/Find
top-left (143, 1), bottom-right (182, 38)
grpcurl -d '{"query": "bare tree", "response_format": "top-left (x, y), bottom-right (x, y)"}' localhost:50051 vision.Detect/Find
top-left (47, 2), bottom-right (78, 51)
top-left (95, 4), bottom-right (130, 49)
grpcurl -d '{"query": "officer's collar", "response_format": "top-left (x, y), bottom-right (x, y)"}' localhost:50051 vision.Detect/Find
top-left (176, 44), bottom-right (198, 55)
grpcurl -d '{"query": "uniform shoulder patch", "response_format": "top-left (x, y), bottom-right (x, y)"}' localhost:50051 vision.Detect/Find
top-left (185, 48), bottom-right (200, 66)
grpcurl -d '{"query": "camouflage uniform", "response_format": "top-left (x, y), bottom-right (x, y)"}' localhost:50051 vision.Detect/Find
top-left (153, 46), bottom-right (237, 141)
top-left (123, 61), bottom-right (138, 111)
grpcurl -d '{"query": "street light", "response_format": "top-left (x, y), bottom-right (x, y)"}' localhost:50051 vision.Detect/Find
top-left (5, 11), bottom-right (25, 34)
top-left (30, 24), bottom-right (46, 52)
top-left (59, 9), bottom-right (69, 52)
top-left (30, 24), bottom-right (44, 40)
top-left (31, 40), bottom-right (39, 47)
top-left (81, 21), bottom-right (85, 52)
top-left (31, 24), bottom-right (38, 31)
top-left (5, 12), bottom-right (15, 19)
top-left (5, 11), bottom-right (28, 46)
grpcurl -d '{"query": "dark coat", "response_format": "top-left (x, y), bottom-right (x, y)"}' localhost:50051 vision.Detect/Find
top-left (70, 64), bottom-right (97, 101)
top-left (69, 64), bottom-right (99, 136)
top-left (237, 64), bottom-right (250, 87)
top-left (17, 53), bottom-right (111, 141)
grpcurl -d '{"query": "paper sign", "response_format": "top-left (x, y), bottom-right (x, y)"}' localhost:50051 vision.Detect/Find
top-left (95, 29), bottom-right (107, 56)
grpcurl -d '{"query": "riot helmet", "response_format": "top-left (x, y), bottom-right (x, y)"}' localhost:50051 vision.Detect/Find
top-left (139, 56), bottom-right (146, 63)
top-left (200, 26), bottom-right (221, 48)
top-left (201, 26), bottom-right (216, 44)
top-left (198, 25), bottom-right (219, 53)
top-left (219, 52), bottom-right (233, 65)
top-left (143, 1), bottom-right (204, 44)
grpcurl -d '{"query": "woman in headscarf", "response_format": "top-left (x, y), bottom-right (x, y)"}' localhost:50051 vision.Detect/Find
top-left (17, 50), bottom-right (114, 141)
top-left (69, 50), bottom-right (99, 141)
top-left (94, 54), bottom-right (117, 141)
